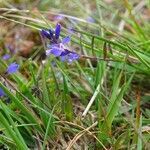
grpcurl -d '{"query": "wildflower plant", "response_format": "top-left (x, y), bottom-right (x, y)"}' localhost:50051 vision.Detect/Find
top-left (41, 24), bottom-right (80, 63)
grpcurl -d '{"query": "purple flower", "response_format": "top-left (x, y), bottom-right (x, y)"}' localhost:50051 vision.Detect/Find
top-left (86, 16), bottom-right (95, 23)
top-left (41, 23), bottom-right (61, 44)
top-left (6, 45), bottom-right (15, 53)
top-left (2, 54), bottom-right (11, 60)
top-left (67, 52), bottom-right (80, 63)
top-left (7, 62), bottom-right (19, 74)
top-left (62, 36), bottom-right (70, 44)
top-left (54, 15), bottom-right (64, 21)
top-left (60, 51), bottom-right (80, 63)
top-left (0, 88), bottom-right (5, 97)
top-left (46, 43), bottom-right (80, 62)
top-left (55, 24), bottom-right (61, 39)
top-left (49, 46), bottom-right (62, 56)
top-left (41, 30), bottom-right (52, 39)
top-left (42, 24), bottom-right (80, 63)
top-left (46, 43), bottom-right (64, 56)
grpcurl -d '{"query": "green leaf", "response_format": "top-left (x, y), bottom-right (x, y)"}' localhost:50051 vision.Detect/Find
top-left (62, 75), bottom-right (73, 121)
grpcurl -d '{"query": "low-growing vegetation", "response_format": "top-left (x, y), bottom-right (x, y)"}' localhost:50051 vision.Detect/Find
top-left (0, 0), bottom-right (149, 149)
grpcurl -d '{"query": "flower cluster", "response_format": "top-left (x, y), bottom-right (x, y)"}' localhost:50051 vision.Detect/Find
top-left (41, 24), bottom-right (80, 63)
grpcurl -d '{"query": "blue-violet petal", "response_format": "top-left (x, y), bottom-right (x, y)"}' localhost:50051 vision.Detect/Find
top-left (7, 62), bottom-right (19, 74)
top-left (55, 24), bottom-right (61, 39)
